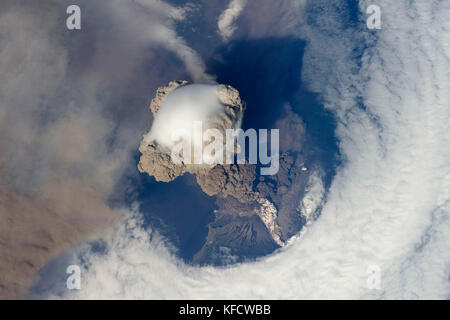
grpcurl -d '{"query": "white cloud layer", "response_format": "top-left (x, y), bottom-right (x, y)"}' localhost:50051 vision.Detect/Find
top-left (298, 170), bottom-right (325, 221)
top-left (40, 0), bottom-right (450, 299)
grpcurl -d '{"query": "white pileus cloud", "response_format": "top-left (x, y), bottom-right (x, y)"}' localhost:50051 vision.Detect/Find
top-left (149, 84), bottom-right (225, 150)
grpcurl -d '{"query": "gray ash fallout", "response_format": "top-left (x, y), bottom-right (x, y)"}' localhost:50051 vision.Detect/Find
top-left (138, 80), bottom-right (322, 265)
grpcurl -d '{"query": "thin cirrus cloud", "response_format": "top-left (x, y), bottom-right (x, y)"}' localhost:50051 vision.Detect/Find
top-left (40, 0), bottom-right (449, 299)
top-left (217, 0), bottom-right (247, 41)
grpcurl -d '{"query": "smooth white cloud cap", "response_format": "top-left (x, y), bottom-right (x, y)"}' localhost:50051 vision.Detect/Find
top-left (150, 84), bottom-right (225, 150)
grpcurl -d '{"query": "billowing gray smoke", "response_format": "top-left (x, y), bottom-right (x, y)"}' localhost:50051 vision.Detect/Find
top-left (138, 81), bottom-right (307, 249)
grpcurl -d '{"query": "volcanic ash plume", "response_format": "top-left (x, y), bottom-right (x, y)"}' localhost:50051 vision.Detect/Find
top-left (138, 81), bottom-right (257, 202)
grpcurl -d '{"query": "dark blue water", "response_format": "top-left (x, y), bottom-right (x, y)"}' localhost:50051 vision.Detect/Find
top-left (206, 37), bottom-right (340, 189)
top-left (105, 0), bottom-right (367, 263)
top-left (108, 35), bottom-right (342, 264)
top-left (136, 173), bottom-right (216, 261)
top-left (114, 154), bottom-right (217, 262)
top-left (124, 38), bottom-right (339, 265)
